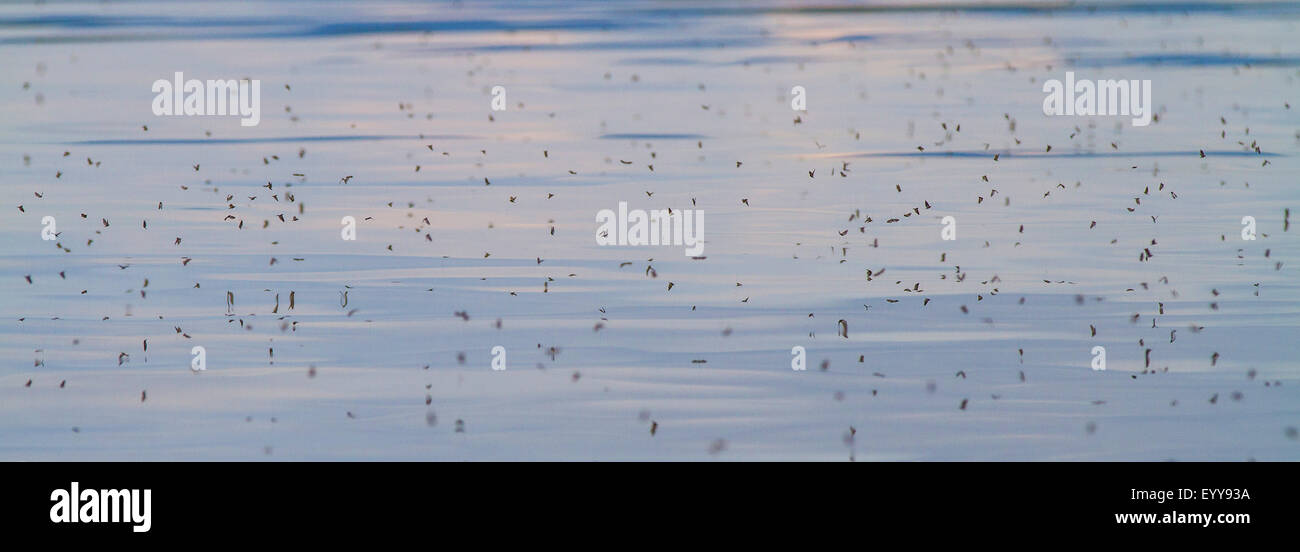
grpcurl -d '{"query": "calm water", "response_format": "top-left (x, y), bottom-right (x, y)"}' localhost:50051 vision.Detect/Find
top-left (2, 0), bottom-right (1298, 460)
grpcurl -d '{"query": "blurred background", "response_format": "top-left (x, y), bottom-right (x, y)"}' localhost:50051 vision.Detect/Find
top-left (1, 0), bottom-right (1297, 460)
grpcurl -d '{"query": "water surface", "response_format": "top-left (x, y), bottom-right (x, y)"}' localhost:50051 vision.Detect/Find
top-left (2, 0), bottom-right (1298, 460)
